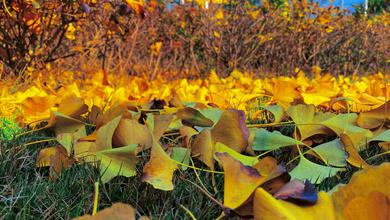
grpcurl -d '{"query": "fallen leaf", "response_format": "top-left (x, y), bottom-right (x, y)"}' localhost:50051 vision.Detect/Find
top-left (73, 202), bottom-right (149, 220)
top-left (289, 156), bottom-right (342, 184)
top-left (357, 101), bottom-right (389, 129)
top-left (287, 104), bottom-right (335, 140)
top-left (176, 107), bottom-right (214, 127)
top-left (142, 140), bottom-right (178, 191)
top-left (253, 188), bottom-right (337, 220)
top-left (171, 147), bottom-right (191, 171)
top-left (340, 134), bottom-right (369, 168)
top-left (252, 128), bottom-right (305, 151)
top-left (312, 138), bottom-right (347, 167)
top-left (95, 144), bottom-right (139, 183)
top-left (216, 152), bottom-right (267, 210)
top-left (211, 109), bottom-right (249, 152)
top-left (112, 118), bottom-right (153, 150)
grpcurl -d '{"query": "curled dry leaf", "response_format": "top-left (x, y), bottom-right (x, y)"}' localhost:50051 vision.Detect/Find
top-left (36, 145), bottom-right (75, 178)
top-left (191, 129), bottom-right (215, 169)
top-left (340, 134), bottom-right (370, 169)
top-left (357, 100), bottom-right (389, 129)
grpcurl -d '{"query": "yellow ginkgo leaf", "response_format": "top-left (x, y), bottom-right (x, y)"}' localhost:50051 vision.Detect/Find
top-left (253, 188), bottom-right (337, 220)
top-left (74, 202), bottom-right (149, 220)
top-left (142, 140), bottom-right (178, 191)
top-left (357, 100), bottom-right (390, 129)
top-left (216, 152), bottom-right (267, 210)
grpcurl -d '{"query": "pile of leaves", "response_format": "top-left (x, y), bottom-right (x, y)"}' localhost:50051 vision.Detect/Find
top-left (1, 70), bottom-right (388, 219)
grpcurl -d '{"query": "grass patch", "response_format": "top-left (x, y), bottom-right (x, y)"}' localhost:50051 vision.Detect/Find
top-left (0, 118), bottom-right (389, 219)
top-left (0, 122), bottom-right (223, 219)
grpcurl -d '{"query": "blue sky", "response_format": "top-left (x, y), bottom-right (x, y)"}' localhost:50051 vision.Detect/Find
top-left (167, 0), bottom-right (366, 12)
top-left (315, 0), bottom-right (365, 12)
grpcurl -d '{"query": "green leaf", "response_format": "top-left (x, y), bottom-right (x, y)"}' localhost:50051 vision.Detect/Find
top-left (313, 139), bottom-right (347, 167)
top-left (265, 105), bottom-right (284, 123)
top-left (56, 126), bottom-right (87, 155)
top-left (56, 133), bottom-right (73, 155)
top-left (214, 142), bottom-right (259, 166)
top-left (171, 147), bottom-right (191, 171)
top-left (320, 113), bottom-right (373, 150)
top-left (370, 129), bottom-right (390, 142)
top-left (199, 108), bottom-right (223, 125)
top-left (290, 156), bottom-right (342, 184)
top-left (252, 128), bottom-right (305, 151)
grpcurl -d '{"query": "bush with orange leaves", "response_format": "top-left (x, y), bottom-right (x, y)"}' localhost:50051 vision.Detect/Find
top-left (0, 0), bottom-right (389, 78)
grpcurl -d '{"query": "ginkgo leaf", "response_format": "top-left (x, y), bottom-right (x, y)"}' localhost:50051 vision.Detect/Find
top-left (369, 129), bottom-right (390, 143)
top-left (340, 134), bottom-right (369, 169)
top-left (142, 140), bottom-right (178, 191)
top-left (96, 144), bottom-right (138, 183)
top-left (198, 108), bottom-right (223, 125)
top-left (214, 142), bottom-right (259, 166)
top-left (36, 145), bottom-right (75, 177)
top-left (267, 78), bottom-right (300, 109)
top-left (253, 188), bottom-right (337, 220)
top-left (74, 141), bottom-right (94, 160)
top-left (312, 138), bottom-right (347, 167)
top-left (49, 111), bottom-right (87, 136)
top-left (331, 163), bottom-right (390, 219)
top-left (179, 126), bottom-right (198, 148)
top-left (95, 104), bottom-right (136, 128)
top-left (112, 118), bottom-right (153, 151)
top-left (341, 192), bottom-right (390, 220)
top-left (191, 129), bottom-right (215, 169)
top-left (252, 157), bottom-right (291, 195)
top-left (57, 94), bottom-right (88, 118)
top-left (171, 147), bottom-right (190, 171)
top-left (273, 180), bottom-right (318, 205)
top-left (286, 104), bottom-right (335, 140)
top-left (252, 128), bottom-right (305, 151)
top-left (289, 156), bottom-right (342, 184)
top-left (56, 133), bottom-right (73, 155)
top-left (74, 202), bottom-right (149, 220)
top-left (264, 105), bottom-right (284, 123)
top-left (22, 95), bottom-right (56, 123)
top-left (216, 152), bottom-right (267, 210)
top-left (211, 109), bottom-right (249, 152)
top-left (151, 114), bottom-right (174, 140)
top-left (357, 100), bottom-right (389, 129)
top-left (320, 113), bottom-right (373, 150)
top-left (92, 116), bottom-right (122, 152)
top-left (176, 107), bottom-right (214, 127)
top-left (301, 92), bottom-right (332, 106)
top-left (56, 126), bottom-right (87, 155)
